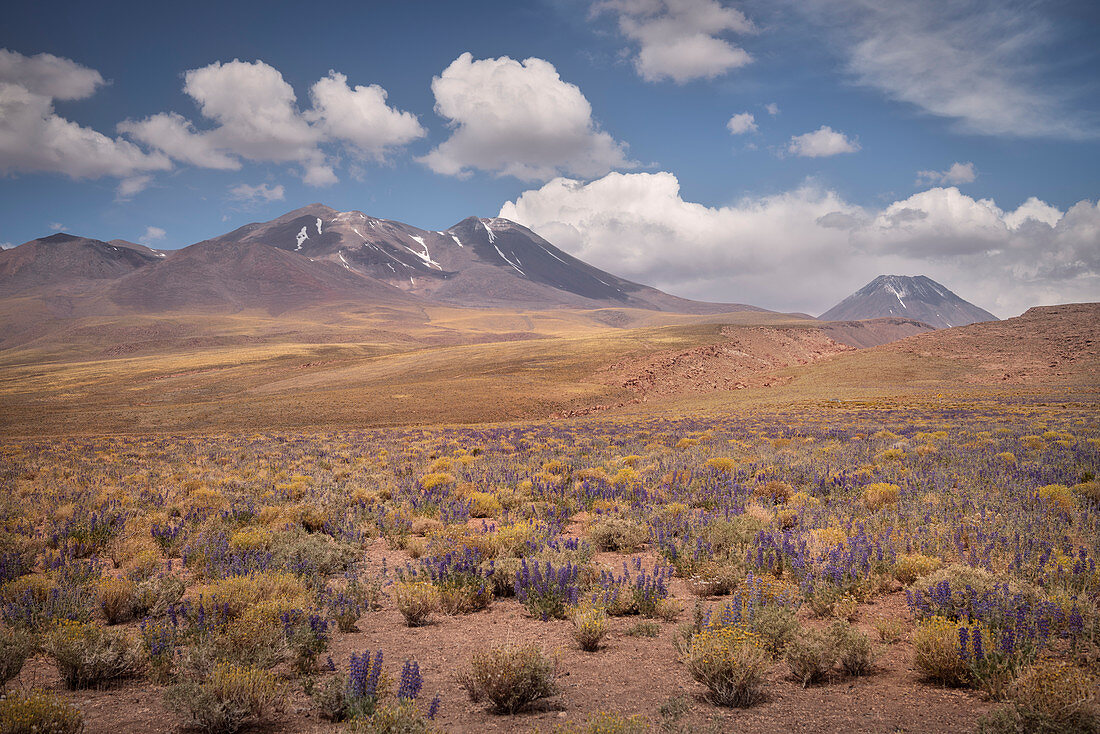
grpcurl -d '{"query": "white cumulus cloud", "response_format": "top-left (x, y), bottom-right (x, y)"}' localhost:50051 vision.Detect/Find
top-left (500, 172), bottom-right (1099, 317)
top-left (593, 0), bottom-right (754, 83)
top-left (916, 161), bottom-right (976, 186)
top-left (726, 112), bottom-right (756, 135)
top-left (306, 71), bottom-right (425, 159)
top-left (787, 126), bottom-right (860, 157)
top-left (0, 49), bottom-right (170, 180)
top-left (420, 53), bottom-right (633, 182)
top-left (119, 59), bottom-right (425, 187)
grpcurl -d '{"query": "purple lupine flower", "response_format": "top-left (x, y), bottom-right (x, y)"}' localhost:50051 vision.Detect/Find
top-left (397, 659), bottom-right (422, 701)
top-left (427, 693), bottom-right (441, 720)
top-left (958, 626), bottom-right (969, 661)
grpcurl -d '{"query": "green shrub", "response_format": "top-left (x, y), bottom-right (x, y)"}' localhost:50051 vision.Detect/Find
top-left (785, 628), bottom-right (837, 687)
top-left (44, 620), bottom-right (138, 689)
top-left (685, 626), bottom-right (769, 707)
top-left (460, 643), bottom-right (557, 714)
top-left (828, 621), bottom-right (875, 676)
top-left (0, 688), bottom-right (83, 734)
top-left (571, 606), bottom-right (609, 652)
top-left (166, 662), bottom-right (282, 734)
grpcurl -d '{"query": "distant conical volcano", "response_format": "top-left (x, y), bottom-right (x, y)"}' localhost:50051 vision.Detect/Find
top-left (820, 275), bottom-right (997, 329)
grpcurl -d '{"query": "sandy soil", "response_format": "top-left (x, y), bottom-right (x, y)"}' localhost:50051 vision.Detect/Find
top-left (14, 535), bottom-right (994, 734)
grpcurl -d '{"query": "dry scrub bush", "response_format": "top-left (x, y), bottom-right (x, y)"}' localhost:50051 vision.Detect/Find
top-left (587, 518), bottom-right (647, 552)
top-left (829, 621), bottom-right (876, 676)
top-left (460, 643), bottom-right (557, 714)
top-left (912, 616), bottom-right (976, 686)
top-left (395, 582), bottom-right (440, 627)
top-left (550, 711), bottom-right (648, 734)
top-left (347, 701), bottom-right (433, 734)
top-left (873, 617), bottom-right (906, 643)
top-left (685, 561), bottom-right (743, 597)
top-left (894, 553), bottom-right (943, 585)
top-left (754, 480), bottom-right (793, 504)
top-left (1071, 480), bottom-right (1100, 504)
top-left (571, 605), bottom-right (609, 652)
top-left (685, 626), bottom-right (770, 707)
top-left (0, 627), bottom-right (36, 686)
top-left (977, 660), bottom-right (1098, 734)
top-left (749, 605), bottom-right (800, 659)
top-left (863, 483), bottom-right (900, 511)
top-left (167, 662), bottom-right (283, 734)
top-left (1010, 660), bottom-right (1097, 732)
top-left (0, 689), bottom-right (83, 734)
top-left (195, 572), bottom-right (311, 618)
top-left (44, 620), bottom-right (138, 689)
top-left (785, 628), bottom-right (838, 687)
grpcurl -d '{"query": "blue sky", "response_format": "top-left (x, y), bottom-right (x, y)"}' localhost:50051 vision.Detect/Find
top-left (1, 0), bottom-right (1097, 315)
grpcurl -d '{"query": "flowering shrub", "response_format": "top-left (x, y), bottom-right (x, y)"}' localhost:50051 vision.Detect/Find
top-left (0, 689), bottom-right (83, 734)
top-left (395, 582), bottom-right (439, 627)
top-left (685, 625), bottom-right (769, 706)
top-left (3, 395), bottom-right (1099, 728)
top-left (515, 559), bottom-right (579, 620)
top-left (571, 605), bottom-right (609, 651)
top-left (912, 616), bottom-right (973, 686)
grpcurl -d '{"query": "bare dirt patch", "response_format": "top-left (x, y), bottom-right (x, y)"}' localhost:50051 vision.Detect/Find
top-left (597, 327), bottom-right (854, 399)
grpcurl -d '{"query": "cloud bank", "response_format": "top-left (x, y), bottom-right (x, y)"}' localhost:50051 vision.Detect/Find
top-left (500, 172), bottom-right (1099, 317)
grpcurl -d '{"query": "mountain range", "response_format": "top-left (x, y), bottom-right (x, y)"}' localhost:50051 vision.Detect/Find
top-left (0, 206), bottom-right (997, 333)
top-left (0, 205), bottom-right (760, 316)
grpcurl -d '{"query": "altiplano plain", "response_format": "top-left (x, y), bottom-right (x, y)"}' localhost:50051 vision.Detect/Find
top-left (2, 2), bottom-right (1099, 732)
